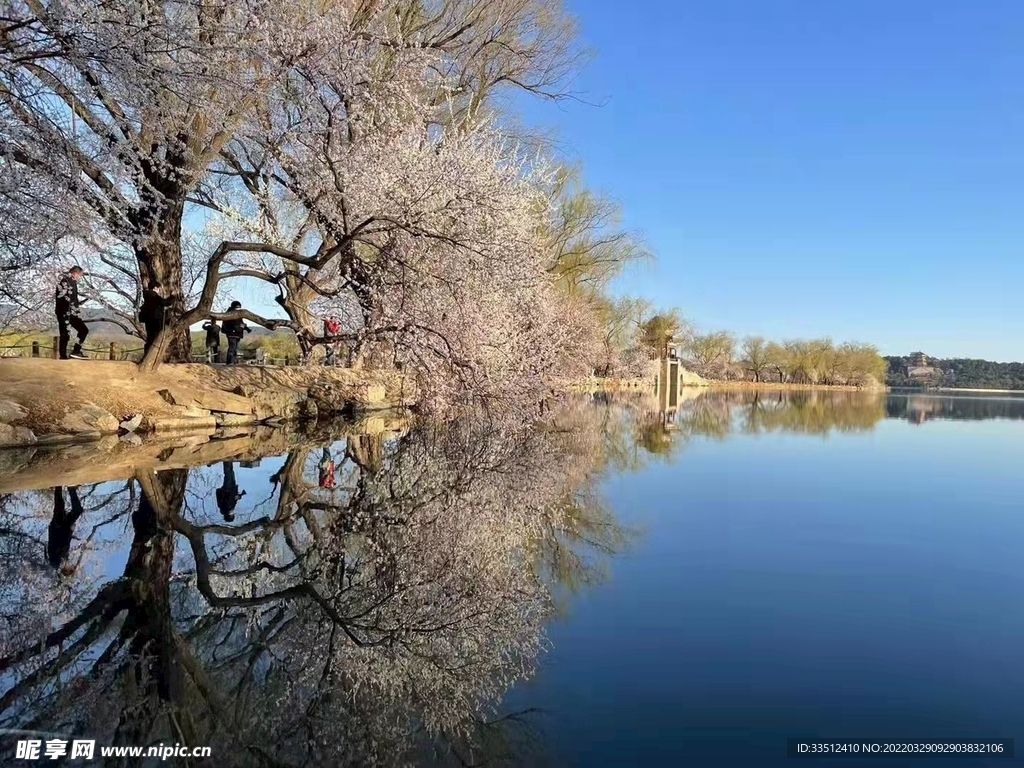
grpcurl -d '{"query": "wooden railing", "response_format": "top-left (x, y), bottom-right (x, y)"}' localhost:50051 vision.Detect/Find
top-left (0, 339), bottom-right (319, 367)
top-left (0, 338), bottom-right (142, 360)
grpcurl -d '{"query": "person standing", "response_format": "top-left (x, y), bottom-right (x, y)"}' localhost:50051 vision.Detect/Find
top-left (324, 315), bottom-right (342, 366)
top-left (202, 317), bottom-right (222, 363)
top-left (138, 283), bottom-right (172, 357)
top-left (318, 447), bottom-right (336, 489)
top-left (47, 486), bottom-right (84, 573)
top-left (215, 462), bottom-right (245, 523)
top-left (54, 266), bottom-right (89, 359)
top-left (222, 301), bottom-right (250, 365)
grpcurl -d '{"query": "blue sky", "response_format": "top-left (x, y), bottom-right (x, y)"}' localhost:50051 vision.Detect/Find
top-left (516, 0), bottom-right (1024, 361)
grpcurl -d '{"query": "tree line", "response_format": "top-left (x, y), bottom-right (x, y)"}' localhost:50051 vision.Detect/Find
top-left (885, 355), bottom-right (1024, 390)
top-left (590, 304), bottom-right (887, 386)
top-left (726, 335), bottom-right (887, 385)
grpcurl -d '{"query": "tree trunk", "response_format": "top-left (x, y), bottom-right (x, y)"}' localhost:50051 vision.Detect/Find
top-left (135, 191), bottom-right (191, 370)
top-left (112, 469), bottom-right (187, 749)
top-left (282, 276), bottom-right (321, 360)
top-left (348, 259), bottom-right (383, 370)
top-left (123, 469), bottom-right (186, 699)
top-left (348, 434), bottom-right (384, 473)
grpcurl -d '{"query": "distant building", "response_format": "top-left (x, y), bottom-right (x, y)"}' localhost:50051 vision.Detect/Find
top-left (905, 352), bottom-right (941, 382)
top-left (649, 341), bottom-right (708, 416)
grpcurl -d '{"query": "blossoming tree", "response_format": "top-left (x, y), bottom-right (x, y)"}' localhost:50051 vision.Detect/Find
top-left (2, 0), bottom-right (644, 408)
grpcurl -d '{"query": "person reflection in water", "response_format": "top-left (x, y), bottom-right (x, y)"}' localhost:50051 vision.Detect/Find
top-left (47, 487), bottom-right (84, 575)
top-left (318, 448), bottom-right (336, 489)
top-left (215, 461), bottom-right (245, 522)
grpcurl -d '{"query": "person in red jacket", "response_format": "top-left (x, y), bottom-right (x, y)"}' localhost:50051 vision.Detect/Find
top-left (318, 448), bottom-right (336, 489)
top-left (324, 315), bottom-right (342, 366)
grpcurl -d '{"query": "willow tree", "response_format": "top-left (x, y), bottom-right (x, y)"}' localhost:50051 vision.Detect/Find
top-left (589, 295), bottom-right (649, 376)
top-left (685, 330), bottom-right (736, 379)
top-left (740, 336), bottom-right (774, 383)
top-left (544, 167), bottom-right (649, 294)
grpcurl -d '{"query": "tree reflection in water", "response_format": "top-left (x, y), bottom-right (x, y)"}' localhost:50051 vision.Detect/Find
top-left (0, 416), bottom-right (632, 767)
top-left (635, 388), bottom-right (889, 449)
top-left (0, 391), bottom-right (895, 765)
top-left (886, 393), bottom-right (1024, 424)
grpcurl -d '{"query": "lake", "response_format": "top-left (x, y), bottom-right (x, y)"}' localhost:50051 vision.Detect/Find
top-left (1, 390), bottom-right (1023, 766)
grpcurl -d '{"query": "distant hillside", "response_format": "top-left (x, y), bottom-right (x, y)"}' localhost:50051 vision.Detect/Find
top-left (77, 309), bottom-right (135, 337)
top-left (2, 304), bottom-right (134, 338)
top-left (188, 324), bottom-right (278, 338)
top-left (886, 354), bottom-right (1024, 390)
top-left (3, 304), bottom-right (284, 340)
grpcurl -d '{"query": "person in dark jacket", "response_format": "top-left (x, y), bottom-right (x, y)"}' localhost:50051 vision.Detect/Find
top-left (47, 486), bottom-right (84, 572)
top-left (222, 301), bottom-right (250, 364)
top-left (202, 318), bottom-right (221, 363)
top-left (215, 462), bottom-right (245, 522)
top-left (55, 266), bottom-right (89, 359)
top-left (139, 283), bottom-right (172, 356)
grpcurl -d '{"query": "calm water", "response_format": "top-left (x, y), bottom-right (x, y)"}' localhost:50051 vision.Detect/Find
top-left (1, 390), bottom-right (1023, 766)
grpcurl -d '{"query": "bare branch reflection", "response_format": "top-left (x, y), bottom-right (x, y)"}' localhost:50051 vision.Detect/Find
top-left (0, 414), bottom-right (632, 766)
top-left (0, 390), bottom-right (909, 765)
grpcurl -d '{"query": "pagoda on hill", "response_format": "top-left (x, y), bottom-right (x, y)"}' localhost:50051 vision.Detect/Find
top-left (905, 352), bottom-right (941, 382)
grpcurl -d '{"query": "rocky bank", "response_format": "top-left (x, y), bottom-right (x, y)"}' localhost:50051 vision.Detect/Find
top-left (0, 358), bottom-right (415, 448)
top-left (0, 414), bottom-right (411, 493)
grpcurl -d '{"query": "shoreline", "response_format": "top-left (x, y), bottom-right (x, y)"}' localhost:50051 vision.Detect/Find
top-left (0, 414), bottom-right (411, 493)
top-left (706, 381), bottom-right (888, 392)
top-left (571, 375), bottom-right (885, 394)
top-left (903, 387), bottom-right (1024, 395)
top-left (0, 358), bottom-right (414, 449)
